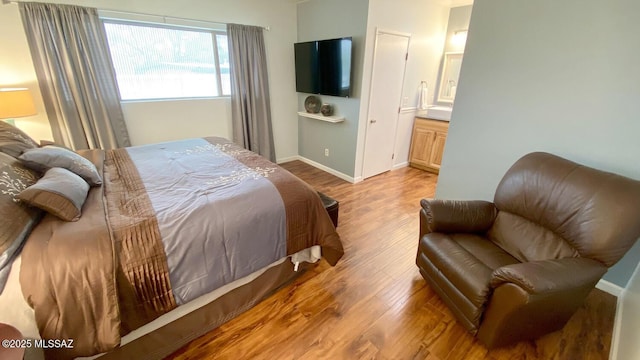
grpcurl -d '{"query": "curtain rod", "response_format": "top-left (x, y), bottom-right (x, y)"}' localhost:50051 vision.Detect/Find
top-left (1, 1), bottom-right (271, 31)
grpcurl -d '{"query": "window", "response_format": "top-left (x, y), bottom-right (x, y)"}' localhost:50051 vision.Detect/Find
top-left (103, 21), bottom-right (230, 101)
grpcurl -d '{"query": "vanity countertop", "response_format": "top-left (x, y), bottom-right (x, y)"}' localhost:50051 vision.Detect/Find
top-left (415, 111), bottom-right (444, 120)
top-left (416, 106), bottom-right (452, 121)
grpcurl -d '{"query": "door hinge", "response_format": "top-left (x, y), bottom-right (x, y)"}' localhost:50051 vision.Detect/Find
top-left (392, 153), bottom-right (395, 160)
top-left (398, 107), bottom-right (401, 114)
top-left (405, 53), bottom-right (409, 61)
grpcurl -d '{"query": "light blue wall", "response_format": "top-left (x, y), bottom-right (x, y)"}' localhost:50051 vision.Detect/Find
top-left (437, 0), bottom-right (640, 287)
top-left (296, 0), bottom-right (368, 177)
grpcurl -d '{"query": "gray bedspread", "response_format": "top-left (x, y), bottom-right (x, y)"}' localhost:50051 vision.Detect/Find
top-left (128, 138), bottom-right (287, 304)
top-left (20, 137), bottom-right (343, 359)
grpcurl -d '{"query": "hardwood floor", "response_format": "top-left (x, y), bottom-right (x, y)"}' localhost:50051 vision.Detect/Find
top-left (167, 161), bottom-right (616, 360)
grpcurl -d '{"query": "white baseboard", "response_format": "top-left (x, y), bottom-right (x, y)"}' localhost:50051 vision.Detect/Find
top-left (296, 156), bottom-right (356, 183)
top-left (276, 156), bottom-right (300, 164)
top-left (596, 279), bottom-right (623, 297)
top-left (392, 161), bottom-right (409, 170)
top-left (279, 155), bottom-right (407, 183)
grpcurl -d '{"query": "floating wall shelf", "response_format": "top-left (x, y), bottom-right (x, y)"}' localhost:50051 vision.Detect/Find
top-left (297, 111), bottom-right (345, 123)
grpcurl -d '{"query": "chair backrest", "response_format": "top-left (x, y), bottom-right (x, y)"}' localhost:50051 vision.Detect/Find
top-left (488, 152), bottom-right (640, 267)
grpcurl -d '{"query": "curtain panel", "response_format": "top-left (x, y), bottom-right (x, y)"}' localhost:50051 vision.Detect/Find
top-left (227, 23), bottom-right (275, 162)
top-left (20, 2), bottom-right (130, 150)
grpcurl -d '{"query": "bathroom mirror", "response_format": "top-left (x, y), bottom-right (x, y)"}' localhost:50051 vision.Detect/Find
top-left (437, 52), bottom-right (463, 103)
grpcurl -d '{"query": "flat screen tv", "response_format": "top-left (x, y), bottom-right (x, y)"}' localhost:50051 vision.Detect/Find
top-left (294, 37), bottom-right (352, 97)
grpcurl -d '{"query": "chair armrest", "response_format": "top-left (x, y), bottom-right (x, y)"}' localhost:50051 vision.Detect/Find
top-left (419, 199), bottom-right (497, 236)
top-left (491, 257), bottom-right (607, 294)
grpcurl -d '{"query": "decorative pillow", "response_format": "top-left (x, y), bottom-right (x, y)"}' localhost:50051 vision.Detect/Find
top-left (19, 146), bottom-right (102, 186)
top-left (18, 167), bottom-right (89, 222)
top-left (0, 121), bottom-right (39, 158)
top-left (0, 152), bottom-right (41, 293)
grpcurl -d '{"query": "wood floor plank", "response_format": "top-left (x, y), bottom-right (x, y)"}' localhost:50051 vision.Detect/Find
top-left (363, 289), bottom-right (447, 359)
top-left (375, 270), bottom-right (434, 311)
top-left (167, 162), bottom-right (616, 360)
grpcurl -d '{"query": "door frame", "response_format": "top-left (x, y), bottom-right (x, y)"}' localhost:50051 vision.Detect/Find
top-left (360, 28), bottom-right (412, 179)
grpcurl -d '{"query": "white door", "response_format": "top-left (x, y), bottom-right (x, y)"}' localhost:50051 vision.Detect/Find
top-left (362, 30), bottom-right (410, 179)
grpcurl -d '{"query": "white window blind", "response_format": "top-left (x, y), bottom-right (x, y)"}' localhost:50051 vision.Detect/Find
top-left (103, 20), bottom-right (230, 101)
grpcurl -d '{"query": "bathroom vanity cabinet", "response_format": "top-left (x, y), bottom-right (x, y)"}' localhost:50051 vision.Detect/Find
top-left (409, 117), bottom-right (449, 174)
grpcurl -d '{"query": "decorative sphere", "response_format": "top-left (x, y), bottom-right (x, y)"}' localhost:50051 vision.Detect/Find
top-left (320, 104), bottom-right (334, 116)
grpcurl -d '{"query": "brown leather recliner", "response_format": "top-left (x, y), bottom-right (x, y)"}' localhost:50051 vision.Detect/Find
top-left (416, 152), bottom-right (640, 348)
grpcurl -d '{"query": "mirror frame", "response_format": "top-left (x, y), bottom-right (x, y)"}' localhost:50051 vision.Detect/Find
top-left (437, 52), bottom-right (464, 104)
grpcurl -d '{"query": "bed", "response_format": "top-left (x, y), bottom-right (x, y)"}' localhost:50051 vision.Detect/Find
top-left (0, 122), bottom-right (343, 360)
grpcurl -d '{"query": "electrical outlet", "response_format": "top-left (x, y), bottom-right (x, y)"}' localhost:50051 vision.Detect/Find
top-left (324, 148), bottom-right (329, 157)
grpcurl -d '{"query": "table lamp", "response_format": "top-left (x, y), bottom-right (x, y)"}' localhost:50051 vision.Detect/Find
top-left (0, 88), bottom-right (37, 126)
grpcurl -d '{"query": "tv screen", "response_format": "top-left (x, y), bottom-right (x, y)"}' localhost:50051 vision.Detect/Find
top-left (294, 37), bottom-right (352, 97)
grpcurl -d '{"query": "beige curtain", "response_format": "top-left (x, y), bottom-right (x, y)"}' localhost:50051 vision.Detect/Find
top-left (227, 23), bottom-right (275, 162)
top-left (19, 2), bottom-right (130, 150)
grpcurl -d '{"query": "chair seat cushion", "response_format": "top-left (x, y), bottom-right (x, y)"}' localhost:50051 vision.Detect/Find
top-left (417, 233), bottom-right (519, 329)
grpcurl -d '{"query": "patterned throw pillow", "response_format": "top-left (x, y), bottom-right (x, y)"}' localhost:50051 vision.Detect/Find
top-left (0, 152), bottom-right (41, 293)
top-left (19, 146), bottom-right (102, 186)
top-left (18, 167), bottom-right (90, 222)
top-left (0, 121), bottom-right (39, 158)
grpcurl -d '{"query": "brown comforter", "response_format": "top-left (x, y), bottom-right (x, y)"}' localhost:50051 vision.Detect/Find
top-left (20, 137), bottom-right (343, 359)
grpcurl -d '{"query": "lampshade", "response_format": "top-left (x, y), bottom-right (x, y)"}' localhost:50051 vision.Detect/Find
top-left (0, 88), bottom-right (37, 119)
